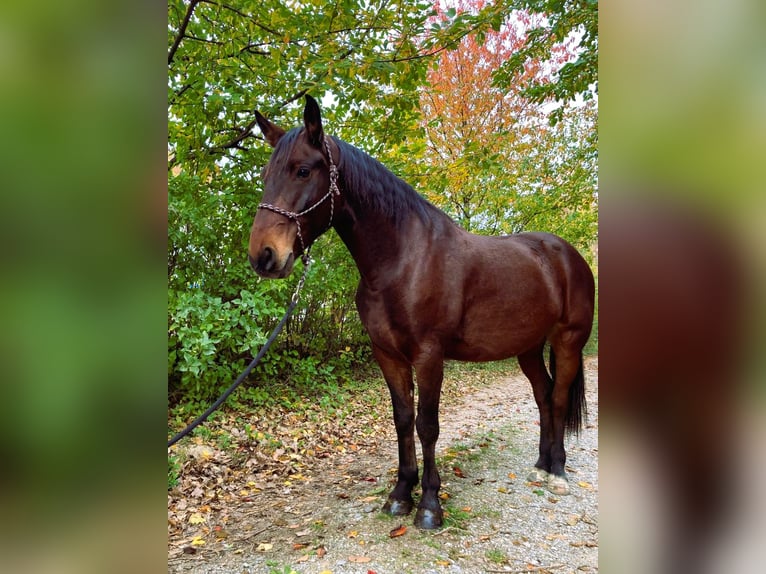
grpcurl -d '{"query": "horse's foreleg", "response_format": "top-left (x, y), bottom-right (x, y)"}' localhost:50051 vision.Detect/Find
top-left (374, 346), bottom-right (417, 517)
top-left (518, 345), bottom-right (554, 480)
top-left (414, 355), bottom-right (444, 529)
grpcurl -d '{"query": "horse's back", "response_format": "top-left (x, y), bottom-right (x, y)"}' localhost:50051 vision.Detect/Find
top-left (466, 230), bottom-right (594, 305)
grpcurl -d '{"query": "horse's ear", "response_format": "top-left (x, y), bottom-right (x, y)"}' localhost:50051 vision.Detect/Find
top-left (254, 111), bottom-right (285, 147)
top-left (303, 94), bottom-right (323, 148)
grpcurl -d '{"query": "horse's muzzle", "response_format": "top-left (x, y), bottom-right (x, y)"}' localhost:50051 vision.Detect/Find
top-left (249, 248), bottom-right (294, 279)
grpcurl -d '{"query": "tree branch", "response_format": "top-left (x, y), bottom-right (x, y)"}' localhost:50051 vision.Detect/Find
top-left (212, 117), bottom-right (259, 152)
top-left (168, 0), bottom-right (202, 66)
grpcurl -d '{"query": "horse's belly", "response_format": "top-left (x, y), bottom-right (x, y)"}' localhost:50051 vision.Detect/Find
top-left (446, 345), bottom-right (515, 362)
top-left (445, 330), bottom-right (541, 362)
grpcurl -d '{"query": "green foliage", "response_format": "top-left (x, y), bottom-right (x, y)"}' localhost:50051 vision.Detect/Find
top-left (168, 285), bottom-right (278, 402)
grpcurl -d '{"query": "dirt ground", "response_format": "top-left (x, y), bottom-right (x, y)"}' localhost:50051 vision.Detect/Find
top-left (168, 357), bottom-right (598, 573)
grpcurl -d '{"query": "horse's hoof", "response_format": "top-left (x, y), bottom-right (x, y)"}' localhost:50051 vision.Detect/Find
top-left (382, 497), bottom-right (413, 516)
top-left (527, 467), bottom-right (549, 483)
top-left (414, 507), bottom-right (444, 530)
top-left (547, 474), bottom-right (570, 495)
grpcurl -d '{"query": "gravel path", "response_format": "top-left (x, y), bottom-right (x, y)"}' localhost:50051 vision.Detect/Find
top-left (169, 357), bottom-right (598, 573)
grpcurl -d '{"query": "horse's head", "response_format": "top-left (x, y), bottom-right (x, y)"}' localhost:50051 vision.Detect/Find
top-left (248, 95), bottom-right (339, 278)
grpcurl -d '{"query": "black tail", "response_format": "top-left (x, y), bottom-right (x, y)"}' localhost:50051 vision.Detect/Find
top-left (549, 348), bottom-right (587, 435)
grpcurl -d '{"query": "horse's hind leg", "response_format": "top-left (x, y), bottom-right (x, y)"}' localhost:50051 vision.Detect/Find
top-left (518, 344), bottom-right (555, 481)
top-left (373, 345), bottom-right (418, 517)
top-left (546, 337), bottom-right (587, 495)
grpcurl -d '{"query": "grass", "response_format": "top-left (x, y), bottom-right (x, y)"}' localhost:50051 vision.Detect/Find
top-left (443, 503), bottom-right (472, 530)
top-left (265, 562), bottom-right (299, 574)
top-left (168, 454), bottom-right (181, 489)
top-left (485, 548), bottom-right (508, 564)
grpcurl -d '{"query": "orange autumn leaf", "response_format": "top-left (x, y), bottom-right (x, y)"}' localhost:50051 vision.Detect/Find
top-left (389, 524), bottom-right (407, 538)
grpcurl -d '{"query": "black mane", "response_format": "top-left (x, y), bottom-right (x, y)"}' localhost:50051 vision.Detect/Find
top-left (265, 127), bottom-right (446, 228)
top-left (333, 136), bottom-right (442, 227)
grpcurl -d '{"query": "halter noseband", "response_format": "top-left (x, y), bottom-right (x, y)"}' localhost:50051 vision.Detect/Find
top-left (257, 136), bottom-right (341, 258)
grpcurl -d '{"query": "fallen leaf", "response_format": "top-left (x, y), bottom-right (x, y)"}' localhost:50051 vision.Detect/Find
top-left (190, 536), bottom-right (205, 546)
top-left (439, 492), bottom-right (450, 500)
top-left (188, 513), bottom-right (206, 525)
top-left (570, 540), bottom-right (598, 547)
top-left (435, 559), bottom-right (451, 566)
top-left (348, 555), bottom-right (371, 563)
top-left (293, 543), bottom-right (308, 550)
top-left (508, 472), bottom-right (517, 479)
top-left (348, 530), bottom-right (359, 538)
top-left (256, 543), bottom-right (273, 552)
top-left (546, 534), bottom-right (567, 540)
top-left (316, 545), bottom-right (327, 558)
top-left (578, 481), bottom-right (593, 490)
top-left (453, 466), bottom-right (466, 478)
top-left (389, 525), bottom-right (407, 538)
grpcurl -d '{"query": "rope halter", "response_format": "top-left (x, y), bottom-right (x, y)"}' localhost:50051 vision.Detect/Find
top-left (257, 136), bottom-right (341, 262)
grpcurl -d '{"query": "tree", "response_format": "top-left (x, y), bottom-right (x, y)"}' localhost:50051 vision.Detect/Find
top-left (407, 0), bottom-right (596, 254)
top-left (492, 0), bottom-right (598, 125)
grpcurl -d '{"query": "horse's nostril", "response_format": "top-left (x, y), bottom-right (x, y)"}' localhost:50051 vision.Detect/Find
top-left (259, 246), bottom-right (275, 271)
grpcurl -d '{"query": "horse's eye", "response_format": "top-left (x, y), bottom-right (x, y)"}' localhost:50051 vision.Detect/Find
top-left (296, 166), bottom-right (310, 179)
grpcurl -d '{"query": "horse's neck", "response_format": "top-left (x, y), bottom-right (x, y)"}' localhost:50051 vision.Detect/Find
top-left (333, 201), bottom-right (414, 289)
top-left (330, 144), bottom-right (452, 287)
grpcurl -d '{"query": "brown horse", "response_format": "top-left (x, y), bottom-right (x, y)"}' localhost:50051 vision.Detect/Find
top-left (248, 95), bottom-right (595, 529)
